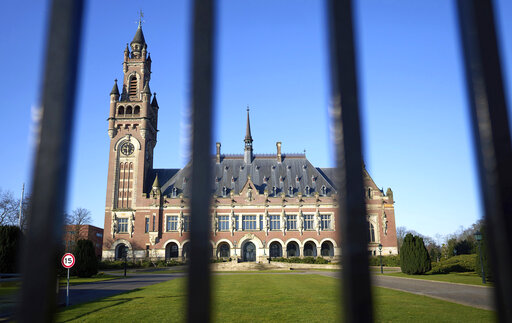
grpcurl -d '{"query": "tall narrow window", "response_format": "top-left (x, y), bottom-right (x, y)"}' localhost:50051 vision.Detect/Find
top-left (183, 216), bottom-right (191, 232)
top-left (145, 217), bottom-right (149, 233)
top-left (152, 215), bottom-right (156, 232)
top-left (369, 222), bottom-right (375, 242)
top-left (129, 76), bottom-right (137, 97)
top-left (321, 185), bottom-right (327, 196)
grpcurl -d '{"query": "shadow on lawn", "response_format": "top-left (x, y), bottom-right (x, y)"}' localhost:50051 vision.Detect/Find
top-left (60, 296), bottom-right (144, 322)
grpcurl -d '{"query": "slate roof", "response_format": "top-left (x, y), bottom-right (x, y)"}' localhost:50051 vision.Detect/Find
top-left (151, 154), bottom-right (337, 198)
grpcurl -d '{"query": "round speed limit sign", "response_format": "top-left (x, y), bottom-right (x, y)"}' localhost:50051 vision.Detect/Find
top-left (62, 253), bottom-right (75, 269)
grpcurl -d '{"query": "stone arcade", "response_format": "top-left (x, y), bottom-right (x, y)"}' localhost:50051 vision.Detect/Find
top-left (102, 23), bottom-right (398, 262)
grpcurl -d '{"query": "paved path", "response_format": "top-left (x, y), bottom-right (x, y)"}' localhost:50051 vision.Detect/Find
top-left (310, 271), bottom-right (494, 310)
top-left (59, 273), bottom-right (185, 306)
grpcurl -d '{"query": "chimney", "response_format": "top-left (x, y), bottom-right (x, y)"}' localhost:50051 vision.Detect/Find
top-left (216, 142), bottom-right (221, 164)
top-left (276, 142), bottom-right (282, 163)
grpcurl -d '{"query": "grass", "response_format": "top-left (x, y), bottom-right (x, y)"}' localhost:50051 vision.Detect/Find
top-left (57, 274), bottom-right (494, 322)
top-left (385, 272), bottom-right (491, 286)
top-left (59, 274), bottom-right (122, 286)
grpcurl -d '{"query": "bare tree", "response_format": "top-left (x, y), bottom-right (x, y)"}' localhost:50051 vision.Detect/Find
top-left (0, 189), bottom-right (26, 226)
top-left (66, 207), bottom-right (92, 243)
top-left (396, 226), bottom-right (407, 251)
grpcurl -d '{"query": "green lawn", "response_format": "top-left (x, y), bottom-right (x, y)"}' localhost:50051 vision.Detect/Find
top-left (384, 272), bottom-right (491, 286)
top-left (57, 274), bottom-right (494, 322)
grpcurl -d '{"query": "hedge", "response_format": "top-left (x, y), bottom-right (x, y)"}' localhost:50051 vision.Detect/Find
top-left (429, 254), bottom-right (476, 274)
top-left (368, 255), bottom-right (400, 267)
top-left (271, 257), bottom-right (330, 264)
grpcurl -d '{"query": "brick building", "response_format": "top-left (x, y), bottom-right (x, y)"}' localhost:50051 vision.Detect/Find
top-left (102, 23), bottom-right (398, 261)
top-left (63, 224), bottom-right (104, 258)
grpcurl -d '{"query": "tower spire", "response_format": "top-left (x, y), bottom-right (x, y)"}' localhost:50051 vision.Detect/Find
top-left (244, 107), bottom-right (253, 164)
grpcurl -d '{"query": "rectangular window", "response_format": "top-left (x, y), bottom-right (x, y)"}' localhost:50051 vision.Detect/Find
top-left (234, 215), bottom-right (239, 231)
top-left (145, 217), bottom-right (150, 233)
top-left (270, 215), bottom-right (280, 231)
top-left (321, 214), bottom-right (331, 230)
top-left (287, 215), bottom-right (297, 230)
top-left (242, 215), bottom-right (257, 230)
top-left (259, 215), bottom-right (263, 230)
top-left (184, 215), bottom-right (191, 232)
top-left (218, 215), bottom-right (229, 231)
top-left (304, 215), bottom-right (314, 230)
top-left (166, 215), bottom-right (178, 231)
top-left (95, 232), bottom-right (103, 238)
top-left (118, 218), bottom-right (128, 233)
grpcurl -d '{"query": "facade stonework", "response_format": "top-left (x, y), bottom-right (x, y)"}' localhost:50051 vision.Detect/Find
top-left (102, 25), bottom-right (398, 261)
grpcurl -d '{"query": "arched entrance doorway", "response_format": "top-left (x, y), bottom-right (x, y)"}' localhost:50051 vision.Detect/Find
top-left (269, 242), bottom-right (282, 258)
top-left (165, 242), bottom-right (179, 259)
top-left (242, 241), bottom-right (256, 262)
top-left (217, 243), bottom-right (230, 258)
top-left (182, 242), bottom-right (190, 260)
top-left (286, 241), bottom-right (300, 257)
top-left (115, 243), bottom-right (127, 260)
top-left (304, 241), bottom-right (317, 256)
top-left (321, 241), bottom-right (334, 257)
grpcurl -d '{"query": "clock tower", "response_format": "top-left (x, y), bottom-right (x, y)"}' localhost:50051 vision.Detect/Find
top-left (105, 21), bottom-right (159, 215)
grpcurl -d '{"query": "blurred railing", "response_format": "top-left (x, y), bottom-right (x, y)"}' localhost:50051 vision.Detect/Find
top-left (15, 0), bottom-right (512, 322)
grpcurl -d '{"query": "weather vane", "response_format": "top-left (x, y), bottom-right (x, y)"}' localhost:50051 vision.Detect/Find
top-left (137, 10), bottom-right (145, 27)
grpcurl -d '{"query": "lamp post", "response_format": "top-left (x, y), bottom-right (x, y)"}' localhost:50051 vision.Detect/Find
top-left (378, 243), bottom-right (383, 274)
top-left (474, 231), bottom-right (486, 284)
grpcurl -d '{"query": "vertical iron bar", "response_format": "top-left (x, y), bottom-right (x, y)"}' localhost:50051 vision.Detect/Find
top-left (457, 0), bottom-right (512, 320)
top-left (187, 0), bottom-right (215, 322)
top-left (17, 0), bottom-right (84, 321)
top-left (327, 0), bottom-right (373, 322)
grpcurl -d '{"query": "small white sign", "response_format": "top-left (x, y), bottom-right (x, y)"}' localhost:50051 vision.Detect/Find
top-left (62, 253), bottom-right (75, 269)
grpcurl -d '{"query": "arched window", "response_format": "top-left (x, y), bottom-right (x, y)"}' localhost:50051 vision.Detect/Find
top-left (165, 242), bottom-right (179, 259)
top-left (269, 242), bottom-right (282, 258)
top-left (286, 242), bottom-right (300, 257)
top-left (321, 241), bottom-right (334, 257)
top-left (272, 186), bottom-right (277, 196)
top-left (218, 243), bottom-right (230, 258)
top-left (369, 222), bottom-right (376, 242)
top-left (305, 186), bottom-right (310, 196)
top-left (134, 106), bottom-right (140, 115)
top-left (288, 186), bottom-right (293, 196)
top-left (118, 106), bottom-right (125, 115)
top-left (303, 241), bottom-right (317, 257)
top-left (321, 185), bottom-right (327, 196)
top-left (222, 186), bottom-right (227, 197)
top-left (129, 76), bottom-right (137, 97)
top-left (182, 242), bottom-right (190, 260)
top-left (172, 187), bottom-right (178, 198)
top-left (126, 106), bottom-right (133, 115)
top-left (115, 243), bottom-right (127, 260)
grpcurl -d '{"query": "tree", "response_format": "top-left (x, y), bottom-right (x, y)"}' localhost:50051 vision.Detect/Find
top-left (0, 226), bottom-right (22, 273)
top-left (400, 233), bottom-right (431, 275)
top-left (475, 225), bottom-right (493, 282)
top-left (0, 189), bottom-right (30, 231)
top-left (72, 239), bottom-right (98, 277)
top-left (66, 208), bottom-right (92, 243)
top-left (396, 226), bottom-right (407, 251)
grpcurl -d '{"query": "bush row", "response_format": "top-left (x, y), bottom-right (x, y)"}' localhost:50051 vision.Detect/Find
top-left (98, 259), bottom-right (183, 270)
top-left (271, 257), bottom-right (330, 264)
top-left (429, 254), bottom-right (476, 274)
top-left (368, 255), bottom-right (400, 267)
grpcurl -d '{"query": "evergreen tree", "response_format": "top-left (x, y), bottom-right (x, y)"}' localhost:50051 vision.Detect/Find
top-left (400, 233), bottom-right (431, 274)
top-left (0, 225), bottom-right (22, 273)
top-left (475, 226), bottom-right (493, 282)
top-left (72, 239), bottom-right (98, 277)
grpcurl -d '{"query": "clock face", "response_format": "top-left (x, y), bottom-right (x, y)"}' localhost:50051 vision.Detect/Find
top-left (120, 142), bottom-right (135, 156)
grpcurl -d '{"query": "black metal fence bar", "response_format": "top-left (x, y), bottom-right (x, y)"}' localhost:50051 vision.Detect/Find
top-left (456, 0), bottom-right (512, 321)
top-left (327, 0), bottom-right (373, 322)
top-left (187, 0), bottom-right (215, 322)
top-left (17, 0), bottom-right (84, 321)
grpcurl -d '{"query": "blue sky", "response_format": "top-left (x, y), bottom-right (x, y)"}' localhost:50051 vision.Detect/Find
top-left (1, 0), bottom-right (511, 239)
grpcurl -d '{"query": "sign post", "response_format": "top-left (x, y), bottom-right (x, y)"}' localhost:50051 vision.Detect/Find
top-left (61, 253), bottom-right (75, 306)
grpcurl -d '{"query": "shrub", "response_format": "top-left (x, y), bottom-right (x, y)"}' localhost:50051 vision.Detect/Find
top-left (400, 233), bottom-right (431, 275)
top-left (72, 239), bottom-right (98, 277)
top-left (368, 255), bottom-right (400, 267)
top-left (475, 226), bottom-right (493, 281)
top-left (429, 254), bottom-right (476, 274)
top-left (0, 226), bottom-right (22, 273)
top-left (270, 257), bottom-right (330, 264)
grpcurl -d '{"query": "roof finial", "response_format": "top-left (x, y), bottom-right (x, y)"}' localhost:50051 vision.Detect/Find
top-left (138, 9), bottom-right (144, 27)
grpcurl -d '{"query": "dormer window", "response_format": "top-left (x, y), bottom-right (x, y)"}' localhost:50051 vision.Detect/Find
top-left (305, 186), bottom-right (310, 196)
top-left (288, 186), bottom-right (294, 196)
top-left (321, 185), bottom-right (327, 196)
top-left (231, 176), bottom-right (235, 183)
top-left (129, 76), bottom-right (137, 97)
top-left (279, 176), bottom-right (284, 183)
top-left (312, 175), bottom-right (316, 182)
top-left (302, 165), bottom-right (307, 170)
top-left (287, 165), bottom-right (291, 170)
top-left (295, 175), bottom-right (300, 182)
top-left (222, 186), bottom-right (227, 197)
top-left (272, 186), bottom-right (277, 196)
top-left (271, 165), bottom-right (276, 170)
top-left (172, 187), bottom-right (178, 198)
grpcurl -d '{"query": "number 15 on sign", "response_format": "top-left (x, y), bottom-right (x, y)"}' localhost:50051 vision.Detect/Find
top-left (61, 253), bottom-right (75, 306)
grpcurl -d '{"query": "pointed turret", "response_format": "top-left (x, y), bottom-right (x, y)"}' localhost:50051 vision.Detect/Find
top-left (152, 173), bottom-right (160, 188)
top-left (143, 80), bottom-right (151, 94)
top-left (130, 22), bottom-right (146, 58)
top-left (110, 79), bottom-right (120, 96)
top-left (152, 173), bottom-right (161, 197)
top-left (244, 107), bottom-right (253, 164)
top-left (151, 92), bottom-right (159, 107)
